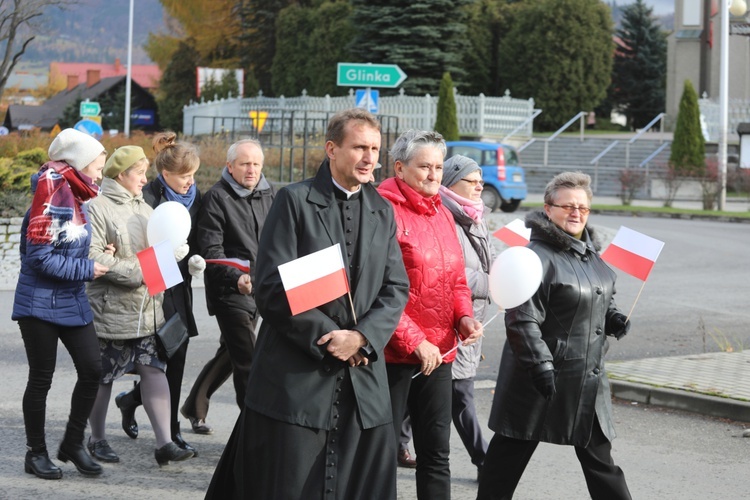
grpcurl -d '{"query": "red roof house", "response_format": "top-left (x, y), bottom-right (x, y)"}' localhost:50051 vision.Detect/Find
top-left (50, 58), bottom-right (161, 91)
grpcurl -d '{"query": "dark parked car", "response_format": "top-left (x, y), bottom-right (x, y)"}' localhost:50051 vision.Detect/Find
top-left (445, 141), bottom-right (527, 212)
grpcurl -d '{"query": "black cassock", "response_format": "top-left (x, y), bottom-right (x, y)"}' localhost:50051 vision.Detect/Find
top-left (205, 161), bottom-right (409, 500)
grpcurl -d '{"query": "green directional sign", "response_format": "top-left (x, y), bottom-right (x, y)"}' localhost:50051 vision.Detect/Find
top-left (337, 63), bottom-right (407, 89)
top-left (80, 101), bottom-right (101, 117)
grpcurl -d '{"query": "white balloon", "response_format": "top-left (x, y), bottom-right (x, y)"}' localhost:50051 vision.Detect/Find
top-left (147, 201), bottom-right (191, 250)
top-left (489, 246), bottom-right (543, 310)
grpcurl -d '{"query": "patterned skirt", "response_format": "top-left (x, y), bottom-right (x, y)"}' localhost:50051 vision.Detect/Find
top-left (98, 335), bottom-right (167, 384)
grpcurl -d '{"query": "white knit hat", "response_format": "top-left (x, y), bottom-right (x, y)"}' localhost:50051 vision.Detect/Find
top-left (48, 128), bottom-right (106, 171)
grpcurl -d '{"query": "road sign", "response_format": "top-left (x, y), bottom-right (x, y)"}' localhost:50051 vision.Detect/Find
top-left (74, 119), bottom-right (103, 138)
top-left (355, 89), bottom-right (379, 114)
top-left (249, 111), bottom-right (268, 132)
top-left (80, 101), bottom-right (101, 117)
top-left (337, 63), bottom-right (407, 88)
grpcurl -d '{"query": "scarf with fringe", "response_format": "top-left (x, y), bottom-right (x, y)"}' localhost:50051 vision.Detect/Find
top-left (26, 161), bottom-right (100, 245)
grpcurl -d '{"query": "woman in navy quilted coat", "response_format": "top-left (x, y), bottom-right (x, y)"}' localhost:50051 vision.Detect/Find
top-left (12, 128), bottom-right (109, 480)
top-left (377, 129), bottom-right (483, 500)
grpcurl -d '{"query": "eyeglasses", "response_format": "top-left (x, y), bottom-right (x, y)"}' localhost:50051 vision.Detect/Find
top-left (548, 204), bottom-right (591, 215)
top-left (460, 178), bottom-right (484, 187)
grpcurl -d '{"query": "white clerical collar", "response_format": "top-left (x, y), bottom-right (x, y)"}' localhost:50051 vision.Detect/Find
top-left (331, 178), bottom-right (361, 199)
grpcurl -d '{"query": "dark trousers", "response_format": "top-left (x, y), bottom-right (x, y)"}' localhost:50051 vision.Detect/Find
top-left (19, 318), bottom-right (102, 449)
top-left (452, 378), bottom-right (488, 467)
top-left (181, 335), bottom-right (232, 420)
top-left (206, 371), bottom-right (396, 500)
top-left (131, 338), bottom-right (189, 434)
top-left (215, 310), bottom-right (257, 409)
top-left (388, 362), bottom-right (452, 500)
top-left (477, 418), bottom-right (632, 500)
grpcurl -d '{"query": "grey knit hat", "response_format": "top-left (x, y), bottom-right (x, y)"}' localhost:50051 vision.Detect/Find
top-left (48, 128), bottom-right (106, 171)
top-left (442, 155), bottom-right (482, 188)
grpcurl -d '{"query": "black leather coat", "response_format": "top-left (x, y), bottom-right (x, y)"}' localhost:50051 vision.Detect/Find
top-left (488, 210), bottom-right (625, 446)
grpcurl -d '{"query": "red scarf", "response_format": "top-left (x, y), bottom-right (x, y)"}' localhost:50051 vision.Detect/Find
top-left (27, 161), bottom-right (100, 245)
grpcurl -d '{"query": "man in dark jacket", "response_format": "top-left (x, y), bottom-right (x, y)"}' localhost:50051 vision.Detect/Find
top-left (206, 108), bottom-right (410, 499)
top-left (180, 139), bottom-right (274, 433)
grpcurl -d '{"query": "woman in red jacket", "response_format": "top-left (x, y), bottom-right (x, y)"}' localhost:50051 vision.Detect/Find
top-left (377, 129), bottom-right (483, 500)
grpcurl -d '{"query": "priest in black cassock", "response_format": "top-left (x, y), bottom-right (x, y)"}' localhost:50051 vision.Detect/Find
top-left (205, 108), bottom-right (410, 500)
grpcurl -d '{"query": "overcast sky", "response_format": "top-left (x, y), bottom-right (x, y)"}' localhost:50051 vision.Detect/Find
top-left (643, 0), bottom-right (674, 16)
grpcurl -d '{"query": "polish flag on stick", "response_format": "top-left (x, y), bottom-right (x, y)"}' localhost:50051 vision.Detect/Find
top-left (205, 258), bottom-right (250, 273)
top-left (278, 244), bottom-right (351, 316)
top-left (493, 218), bottom-right (531, 247)
top-left (137, 240), bottom-right (184, 296)
top-left (601, 226), bottom-right (664, 321)
top-left (601, 226), bottom-right (664, 281)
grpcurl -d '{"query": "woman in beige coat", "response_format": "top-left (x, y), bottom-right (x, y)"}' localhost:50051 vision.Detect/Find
top-left (86, 146), bottom-right (193, 466)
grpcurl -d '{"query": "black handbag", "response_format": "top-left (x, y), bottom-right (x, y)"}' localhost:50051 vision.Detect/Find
top-left (155, 312), bottom-right (188, 359)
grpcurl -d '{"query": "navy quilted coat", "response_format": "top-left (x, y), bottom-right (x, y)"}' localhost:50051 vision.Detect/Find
top-left (12, 176), bottom-right (95, 327)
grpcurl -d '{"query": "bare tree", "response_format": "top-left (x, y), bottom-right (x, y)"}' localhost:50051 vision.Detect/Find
top-left (0, 0), bottom-right (76, 100)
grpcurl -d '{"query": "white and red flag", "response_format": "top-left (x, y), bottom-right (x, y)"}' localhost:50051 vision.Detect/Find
top-left (601, 226), bottom-right (664, 281)
top-left (205, 257), bottom-right (250, 273)
top-left (278, 244), bottom-right (350, 316)
top-left (136, 240), bottom-right (184, 296)
top-left (493, 218), bottom-right (531, 247)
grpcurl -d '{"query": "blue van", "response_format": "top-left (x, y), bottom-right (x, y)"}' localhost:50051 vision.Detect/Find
top-left (445, 141), bottom-right (527, 212)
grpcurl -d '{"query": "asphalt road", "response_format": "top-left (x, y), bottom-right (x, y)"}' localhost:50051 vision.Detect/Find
top-left (1, 212), bottom-right (749, 498)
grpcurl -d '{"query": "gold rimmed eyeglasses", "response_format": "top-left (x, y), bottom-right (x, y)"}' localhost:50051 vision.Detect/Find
top-left (460, 179), bottom-right (484, 187)
top-left (548, 204), bottom-right (591, 215)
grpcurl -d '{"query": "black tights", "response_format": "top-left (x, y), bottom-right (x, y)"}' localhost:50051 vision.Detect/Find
top-left (19, 318), bottom-right (101, 450)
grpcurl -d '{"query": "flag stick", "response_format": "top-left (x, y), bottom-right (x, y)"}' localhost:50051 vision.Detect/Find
top-left (626, 281), bottom-right (647, 322)
top-left (483, 311), bottom-right (501, 328)
top-left (347, 291), bottom-right (358, 325)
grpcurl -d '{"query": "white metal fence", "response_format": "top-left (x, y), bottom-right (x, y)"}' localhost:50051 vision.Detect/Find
top-left (183, 88), bottom-right (537, 138)
top-left (699, 94), bottom-right (750, 142)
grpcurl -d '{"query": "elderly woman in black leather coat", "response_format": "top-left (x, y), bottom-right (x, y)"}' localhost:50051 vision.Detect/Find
top-left (477, 172), bottom-right (632, 500)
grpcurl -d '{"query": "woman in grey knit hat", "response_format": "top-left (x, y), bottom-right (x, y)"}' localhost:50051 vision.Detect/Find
top-left (440, 154), bottom-right (494, 480)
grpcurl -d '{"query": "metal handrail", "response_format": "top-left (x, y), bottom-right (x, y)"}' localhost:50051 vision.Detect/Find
top-left (589, 140), bottom-right (620, 193)
top-left (543, 111), bottom-right (586, 165)
top-left (625, 112), bottom-right (666, 168)
top-left (518, 137), bottom-right (537, 153)
top-left (547, 111), bottom-right (587, 142)
top-left (639, 141), bottom-right (670, 168)
top-left (501, 109), bottom-right (542, 143)
top-left (628, 112), bottom-right (666, 144)
top-left (589, 140), bottom-right (620, 165)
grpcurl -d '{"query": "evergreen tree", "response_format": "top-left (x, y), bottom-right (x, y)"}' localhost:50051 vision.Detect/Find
top-left (271, 5), bottom-right (316, 96)
top-left (349, 0), bottom-right (471, 95)
top-left (669, 80), bottom-right (705, 175)
top-left (305, 1), bottom-right (355, 96)
top-left (237, 0), bottom-right (291, 96)
top-left (272, 1), bottom-right (355, 97)
top-left (434, 72), bottom-right (459, 140)
top-left (157, 40), bottom-right (199, 132)
top-left (460, 0), bottom-right (506, 96)
top-left (498, 0), bottom-right (613, 130)
top-left (611, 0), bottom-right (667, 129)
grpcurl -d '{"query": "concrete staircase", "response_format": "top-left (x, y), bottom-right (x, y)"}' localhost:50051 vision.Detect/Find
top-left (516, 136), bottom-right (672, 197)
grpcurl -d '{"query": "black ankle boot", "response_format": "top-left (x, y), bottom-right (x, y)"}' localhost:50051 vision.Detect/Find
top-left (58, 441), bottom-right (102, 476)
top-left (25, 447), bottom-right (62, 480)
top-left (172, 424), bottom-right (197, 458)
top-left (154, 442), bottom-right (194, 466)
top-left (115, 389), bottom-right (139, 439)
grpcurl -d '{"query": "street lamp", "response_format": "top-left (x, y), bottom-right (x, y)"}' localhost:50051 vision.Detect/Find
top-left (718, 0), bottom-right (748, 211)
top-left (124, 0), bottom-right (134, 137)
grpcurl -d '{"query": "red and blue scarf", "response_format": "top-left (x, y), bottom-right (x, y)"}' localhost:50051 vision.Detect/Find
top-left (27, 161), bottom-right (100, 245)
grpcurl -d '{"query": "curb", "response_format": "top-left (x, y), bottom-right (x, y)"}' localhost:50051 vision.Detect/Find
top-left (610, 380), bottom-right (750, 422)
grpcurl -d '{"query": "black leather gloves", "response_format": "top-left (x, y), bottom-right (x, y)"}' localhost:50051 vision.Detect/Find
top-left (531, 368), bottom-right (556, 400)
top-left (608, 312), bottom-right (631, 340)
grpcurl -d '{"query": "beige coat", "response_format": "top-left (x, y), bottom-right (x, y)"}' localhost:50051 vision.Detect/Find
top-left (86, 177), bottom-right (164, 340)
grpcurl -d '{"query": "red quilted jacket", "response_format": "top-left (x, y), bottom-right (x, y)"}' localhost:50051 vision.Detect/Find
top-left (378, 177), bottom-right (474, 364)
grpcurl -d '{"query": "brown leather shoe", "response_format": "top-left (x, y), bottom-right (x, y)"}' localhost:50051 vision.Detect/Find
top-left (397, 449), bottom-right (417, 468)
